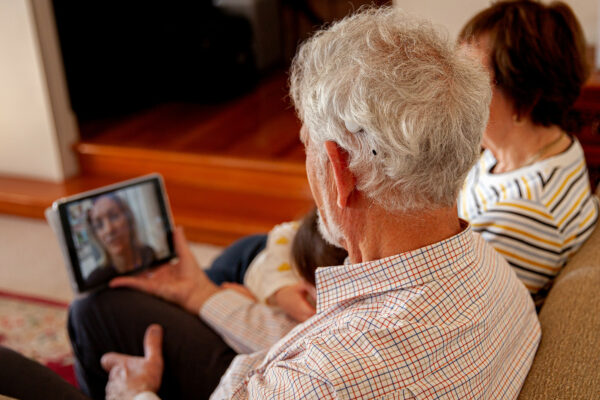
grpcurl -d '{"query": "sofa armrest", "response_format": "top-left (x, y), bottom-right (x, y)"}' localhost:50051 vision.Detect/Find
top-left (518, 196), bottom-right (600, 398)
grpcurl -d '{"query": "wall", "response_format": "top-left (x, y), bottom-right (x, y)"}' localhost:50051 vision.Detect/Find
top-left (395, 0), bottom-right (597, 45)
top-left (0, 1), bottom-right (596, 183)
top-left (0, 0), bottom-right (78, 182)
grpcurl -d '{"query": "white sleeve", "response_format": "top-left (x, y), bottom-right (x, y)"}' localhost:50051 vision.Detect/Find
top-left (133, 392), bottom-right (161, 400)
top-left (200, 289), bottom-right (298, 353)
top-left (243, 222), bottom-right (302, 303)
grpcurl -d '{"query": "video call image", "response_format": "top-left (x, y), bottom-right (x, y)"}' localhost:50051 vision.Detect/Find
top-left (65, 182), bottom-right (170, 287)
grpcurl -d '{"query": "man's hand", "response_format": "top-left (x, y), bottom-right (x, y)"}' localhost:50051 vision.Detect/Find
top-left (268, 282), bottom-right (316, 322)
top-left (110, 227), bottom-right (220, 314)
top-left (102, 324), bottom-right (164, 400)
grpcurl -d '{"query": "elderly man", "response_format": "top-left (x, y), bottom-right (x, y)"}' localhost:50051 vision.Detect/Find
top-left (62, 7), bottom-right (541, 400)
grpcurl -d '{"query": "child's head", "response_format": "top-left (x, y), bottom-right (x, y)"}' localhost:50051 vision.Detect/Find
top-left (292, 208), bottom-right (348, 286)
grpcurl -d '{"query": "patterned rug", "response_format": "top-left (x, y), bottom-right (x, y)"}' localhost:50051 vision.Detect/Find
top-left (0, 290), bottom-right (77, 387)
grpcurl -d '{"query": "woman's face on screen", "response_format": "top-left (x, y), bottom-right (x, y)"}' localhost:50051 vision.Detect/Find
top-left (89, 196), bottom-right (131, 257)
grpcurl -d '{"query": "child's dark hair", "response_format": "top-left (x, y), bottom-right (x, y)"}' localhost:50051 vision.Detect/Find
top-left (292, 208), bottom-right (348, 286)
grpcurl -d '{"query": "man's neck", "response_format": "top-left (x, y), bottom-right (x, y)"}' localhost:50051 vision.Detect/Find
top-left (338, 197), bottom-right (463, 264)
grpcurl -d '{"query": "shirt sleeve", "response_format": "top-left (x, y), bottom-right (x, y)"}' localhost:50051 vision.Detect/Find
top-left (210, 351), bottom-right (337, 400)
top-left (200, 289), bottom-right (298, 354)
top-left (133, 392), bottom-right (161, 400)
top-left (214, 352), bottom-right (416, 400)
top-left (243, 222), bottom-right (302, 303)
top-left (233, 365), bottom-right (337, 399)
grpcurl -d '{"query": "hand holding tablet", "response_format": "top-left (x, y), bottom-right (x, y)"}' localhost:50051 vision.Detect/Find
top-left (46, 174), bottom-right (177, 294)
top-left (109, 226), bottom-right (220, 314)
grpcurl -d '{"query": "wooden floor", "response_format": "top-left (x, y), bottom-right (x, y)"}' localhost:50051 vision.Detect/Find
top-left (0, 73), bottom-right (314, 245)
top-left (79, 73), bottom-right (306, 162)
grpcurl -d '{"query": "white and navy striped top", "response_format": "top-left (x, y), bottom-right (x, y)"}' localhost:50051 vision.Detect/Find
top-left (458, 138), bottom-right (598, 299)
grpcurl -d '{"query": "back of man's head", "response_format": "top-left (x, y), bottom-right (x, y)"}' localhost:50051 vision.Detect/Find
top-left (290, 7), bottom-right (491, 212)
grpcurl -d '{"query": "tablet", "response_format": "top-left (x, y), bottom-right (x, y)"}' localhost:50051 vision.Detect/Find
top-left (46, 174), bottom-right (176, 294)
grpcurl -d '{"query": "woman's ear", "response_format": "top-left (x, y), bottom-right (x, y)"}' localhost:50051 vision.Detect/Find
top-left (324, 141), bottom-right (356, 208)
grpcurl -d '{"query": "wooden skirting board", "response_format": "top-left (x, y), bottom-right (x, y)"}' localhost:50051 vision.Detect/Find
top-left (76, 143), bottom-right (311, 199)
top-left (0, 153), bottom-right (314, 246)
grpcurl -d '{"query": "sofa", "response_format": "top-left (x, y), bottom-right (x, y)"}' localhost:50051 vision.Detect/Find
top-left (518, 195), bottom-right (600, 398)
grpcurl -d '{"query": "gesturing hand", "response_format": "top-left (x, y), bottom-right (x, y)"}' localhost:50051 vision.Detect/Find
top-left (109, 227), bottom-right (220, 314)
top-left (102, 324), bottom-right (164, 400)
top-left (268, 281), bottom-right (317, 322)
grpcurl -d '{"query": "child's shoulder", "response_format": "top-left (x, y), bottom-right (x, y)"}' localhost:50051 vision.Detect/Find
top-left (269, 220), bottom-right (301, 238)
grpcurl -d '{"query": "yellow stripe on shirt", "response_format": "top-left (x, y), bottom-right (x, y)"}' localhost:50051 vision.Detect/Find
top-left (472, 222), bottom-right (561, 248)
top-left (476, 187), bottom-right (488, 211)
top-left (521, 176), bottom-right (532, 200)
top-left (461, 193), bottom-right (470, 220)
top-left (521, 281), bottom-right (540, 292)
top-left (494, 248), bottom-right (561, 273)
top-left (544, 161), bottom-right (585, 207)
top-left (580, 208), bottom-right (596, 228)
top-left (557, 189), bottom-right (589, 227)
top-left (494, 201), bottom-right (553, 219)
top-left (499, 184), bottom-right (507, 200)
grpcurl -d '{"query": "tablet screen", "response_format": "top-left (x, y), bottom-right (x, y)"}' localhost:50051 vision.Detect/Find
top-left (57, 176), bottom-right (175, 292)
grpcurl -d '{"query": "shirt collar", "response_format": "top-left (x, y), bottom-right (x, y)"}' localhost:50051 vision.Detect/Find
top-left (314, 221), bottom-right (475, 313)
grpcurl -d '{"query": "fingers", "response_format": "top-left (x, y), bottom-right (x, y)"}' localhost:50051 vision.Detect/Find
top-left (173, 226), bottom-right (192, 259)
top-left (274, 284), bottom-right (317, 322)
top-left (294, 297), bottom-right (316, 322)
top-left (171, 226), bottom-right (202, 274)
top-left (100, 324), bottom-right (163, 373)
top-left (100, 352), bottom-right (124, 373)
top-left (143, 324), bottom-right (163, 363)
top-left (109, 275), bottom-right (154, 292)
top-left (302, 281), bottom-right (317, 302)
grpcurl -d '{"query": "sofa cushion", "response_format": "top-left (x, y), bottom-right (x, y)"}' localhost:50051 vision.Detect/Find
top-left (518, 197), bottom-right (600, 398)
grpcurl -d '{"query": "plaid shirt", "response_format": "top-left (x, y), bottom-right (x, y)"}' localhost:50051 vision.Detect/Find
top-left (201, 289), bottom-right (298, 354)
top-left (202, 224), bottom-right (540, 399)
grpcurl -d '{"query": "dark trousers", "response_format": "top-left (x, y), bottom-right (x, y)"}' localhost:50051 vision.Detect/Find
top-left (0, 346), bottom-right (89, 400)
top-left (68, 234), bottom-right (268, 400)
top-left (68, 289), bottom-right (236, 400)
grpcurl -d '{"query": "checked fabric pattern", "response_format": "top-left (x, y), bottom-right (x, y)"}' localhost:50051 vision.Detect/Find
top-left (204, 223), bottom-right (540, 399)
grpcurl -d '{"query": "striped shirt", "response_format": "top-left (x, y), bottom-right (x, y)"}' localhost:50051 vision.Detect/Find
top-left (203, 223), bottom-right (540, 399)
top-left (458, 138), bottom-right (598, 299)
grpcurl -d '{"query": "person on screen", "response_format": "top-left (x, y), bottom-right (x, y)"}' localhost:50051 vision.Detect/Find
top-left (85, 194), bottom-right (156, 287)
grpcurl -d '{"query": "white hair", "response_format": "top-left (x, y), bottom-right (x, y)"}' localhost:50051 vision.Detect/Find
top-left (290, 7), bottom-right (491, 211)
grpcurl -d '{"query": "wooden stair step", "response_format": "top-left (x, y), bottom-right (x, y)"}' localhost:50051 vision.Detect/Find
top-left (0, 174), bottom-right (117, 219)
top-left (166, 184), bottom-right (314, 245)
top-left (0, 72), bottom-right (315, 246)
top-left (0, 144), bottom-right (315, 246)
top-left (76, 143), bottom-right (312, 200)
top-left (75, 142), bottom-right (315, 244)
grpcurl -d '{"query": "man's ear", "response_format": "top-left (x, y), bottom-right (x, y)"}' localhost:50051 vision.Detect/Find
top-left (324, 141), bottom-right (355, 208)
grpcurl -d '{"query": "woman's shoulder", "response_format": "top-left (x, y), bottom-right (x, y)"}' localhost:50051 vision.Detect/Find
top-left (536, 136), bottom-right (586, 171)
top-left (527, 137), bottom-right (589, 197)
top-left (483, 139), bottom-right (587, 199)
